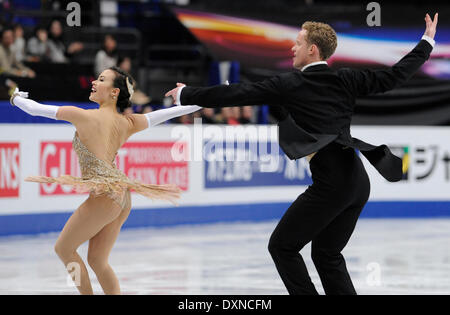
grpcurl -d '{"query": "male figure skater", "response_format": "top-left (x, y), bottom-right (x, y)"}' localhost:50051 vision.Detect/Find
top-left (166, 14), bottom-right (438, 295)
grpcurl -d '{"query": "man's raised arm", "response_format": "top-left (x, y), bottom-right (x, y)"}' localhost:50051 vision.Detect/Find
top-left (339, 13), bottom-right (438, 97)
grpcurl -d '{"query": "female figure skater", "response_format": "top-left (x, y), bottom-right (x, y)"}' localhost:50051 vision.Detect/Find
top-left (10, 67), bottom-right (201, 294)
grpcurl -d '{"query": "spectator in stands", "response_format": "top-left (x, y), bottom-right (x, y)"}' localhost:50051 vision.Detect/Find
top-left (200, 108), bottom-right (217, 124)
top-left (27, 25), bottom-right (52, 62)
top-left (117, 55), bottom-right (131, 72)
top-left (239, 106), bottom-right (253, 124)
top-left (122, 107), bottom-right (134, 115)
top-left (176, 114), bottom-right (193, 124)
top-left (11, 24), bottom-right (26, 63)
top-left (142, 105), bottom-right (153, 114)
top-left (0, 73), bottom-right (17, 100)
top-left (117, 55), bottom-right (151, 106)
top-left (47, 19), bottom-right (84, 63)
top-left (95, 34), bottom-right (118, 77)
top-left (0, 27), bottom-right (35, 78)
top-left (220, 107), bottom-right (241, 125)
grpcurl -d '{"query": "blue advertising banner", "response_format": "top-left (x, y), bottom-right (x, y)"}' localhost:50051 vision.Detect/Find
top-left (204, 141), bottom-right (312, 188)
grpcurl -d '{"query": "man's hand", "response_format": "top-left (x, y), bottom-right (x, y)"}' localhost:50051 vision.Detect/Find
top-left (165, 82), bottom-right (186, 105)
top-left (424, 13), bottom-right (438, 39)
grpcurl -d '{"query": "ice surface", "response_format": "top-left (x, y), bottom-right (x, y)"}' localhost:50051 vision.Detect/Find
top-left (0, 218), bottom-right (449, 295)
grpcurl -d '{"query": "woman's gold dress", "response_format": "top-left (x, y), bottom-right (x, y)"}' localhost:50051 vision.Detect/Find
top-left (25, 131), bottom-right (181, 208)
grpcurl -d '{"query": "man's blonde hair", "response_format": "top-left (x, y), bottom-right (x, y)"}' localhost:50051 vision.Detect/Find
top-left (301, 21), bottom-right (337, 60)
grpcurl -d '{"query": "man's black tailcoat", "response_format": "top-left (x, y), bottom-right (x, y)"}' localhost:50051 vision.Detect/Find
top-left (180, 40), bottom-right (433, 182)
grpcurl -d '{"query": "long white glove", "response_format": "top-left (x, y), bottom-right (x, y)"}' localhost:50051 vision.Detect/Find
top-left (10, 88), bottom-right (59, 120)
top-left (144, 105), bottom-right (202, 127)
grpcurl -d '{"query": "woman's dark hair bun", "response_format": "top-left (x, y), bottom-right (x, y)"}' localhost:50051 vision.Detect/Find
top-left (108, 66), bottom-right (135, 113)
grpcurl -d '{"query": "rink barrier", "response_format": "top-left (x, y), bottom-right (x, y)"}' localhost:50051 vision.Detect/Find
top-left (0, 201), bottom-right (449, 236)
top-left (1, 124), bottom-right (450, 236)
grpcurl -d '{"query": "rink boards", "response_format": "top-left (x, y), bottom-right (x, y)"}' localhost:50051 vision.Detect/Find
top-left (0, 124), bottom-right (449, 236)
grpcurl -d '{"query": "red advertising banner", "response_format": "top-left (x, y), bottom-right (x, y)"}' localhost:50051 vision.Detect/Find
top-left (121, 142), bottom-right (189, 191)
top-left (0, 143), bottom-right (20, 198)
top-left (39, 141), bottom-right (81, 195)
top-left (39, 141), bottom-right (188, 195)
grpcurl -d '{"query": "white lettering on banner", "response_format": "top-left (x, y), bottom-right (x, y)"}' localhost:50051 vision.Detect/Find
top-left (128, 167), bottom-right (158, 184)
top-left (70, 149), bottom-right (77, 177)
top-left (284, 157), bottom-right (311, 180)
top-left (0, 149), bottom-right (11, 189)
top-left (206, 161), bottom-right (218, 181)
top-left (116, 149), bottom-right (127, 173)
top-left (129, 166), bottom-right (189, 189)
top-left (207, 160), bottom-right (252, 182)
top-left (38, 140), bottom-right (189, 195)
top-left (159, 166), bottom-right (188, 187)
top-left (127, 147), bottom-right (176, 164)
top-left (0, 145), bottom-right (19, 192)
top-left (59, 148), bottom-right (72, 193)
top-left (40, 141), bottom-right (81, 195)
top-left (206, 149), bottom-right (311, 183)
top-left (259, 153), bottom-right (280, 173)
top-left (41, 143), bottom-right (58, 194)
top-left (171, 120), bottom-right (279, 162)
top-left (389, 144), bottom-right (450, 182)
top-left (225, 161), bottom-right (252, 182)
top-left (123, 142), bottom-right (189, 190)
top-left (3, 124), bottom-right (450, 216)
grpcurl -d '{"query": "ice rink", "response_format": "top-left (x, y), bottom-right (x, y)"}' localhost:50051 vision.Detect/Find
top-left (0, 218), bottom-right (449, 295)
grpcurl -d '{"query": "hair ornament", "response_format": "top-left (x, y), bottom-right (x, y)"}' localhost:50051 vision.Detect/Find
top-left (126, 76), bottom-right (134, 99)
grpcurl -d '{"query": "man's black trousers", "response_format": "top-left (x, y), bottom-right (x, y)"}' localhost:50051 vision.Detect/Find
top-left (268, 142), bottom-right (371, 295)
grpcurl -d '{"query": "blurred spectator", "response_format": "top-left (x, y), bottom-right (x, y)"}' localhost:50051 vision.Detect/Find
top-left (239, 106), bottom-right (253, 124)
top-left (221, 107), bottom-right (241, 125)
top-left (11, 24), bottom-right (26, 63)
top-left (232, 107), bottom-right (242, 125)
top-left (0, 73), bottom-right (17, 100)
top-left (0, 27), bottom-right (35, 78)
top-left (122, 107), bottom-right (134, 115)
top-left (219, 108), bottom-right (230, 124)
top-left (142, 105), bottom-right (153, 114)
top-left (177, 114), bottom-right (193, 124)
top-left (27, 25), bottom-right (52, 62)
top-left (200, 108), bottom-right (217, 124)
top-left (117, 55), bottom-right (131, 72)
top-left (117, 55), bottom-right (151, 106)
top-left (95, 34), bottom-right (118, 77)
top-left (47, 19), bottom-right (84, 63)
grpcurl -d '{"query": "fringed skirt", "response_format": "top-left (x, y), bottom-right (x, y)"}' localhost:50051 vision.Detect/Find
top-left (25, 174), bottom-right (181, 208)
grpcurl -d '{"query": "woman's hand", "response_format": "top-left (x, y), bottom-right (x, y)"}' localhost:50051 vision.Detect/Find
top-left (10, 88), bottom-right (29, 106)
top-left (424, 13), bottom-right (438, 39)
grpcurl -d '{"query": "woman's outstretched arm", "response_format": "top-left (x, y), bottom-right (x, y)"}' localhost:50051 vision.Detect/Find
top-left (126, 105), bottom-right (202, 136)
top-left (10, 88), bottom-right (88, 126)
top-left (10, 88), bottom-right (59, 120)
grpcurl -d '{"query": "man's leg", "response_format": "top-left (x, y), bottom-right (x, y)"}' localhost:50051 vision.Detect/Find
top-left (310, 203), bottom-right (364, 295)
top-left (268, 183), bottom-right (351, 295)
top-left (311, 162), bottom-right (370, 295)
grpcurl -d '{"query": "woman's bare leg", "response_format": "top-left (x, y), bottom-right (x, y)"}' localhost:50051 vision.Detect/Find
top-left (54, 193), bottom-right (122, 295)
top-left (87, 191), bottom-right (132, 295)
